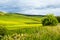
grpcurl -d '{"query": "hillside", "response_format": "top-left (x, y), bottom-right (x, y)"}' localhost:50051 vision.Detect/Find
top-left (0, 12), bottom-right (60, 40)
top-left (0, 12), bottom-right (42, 30)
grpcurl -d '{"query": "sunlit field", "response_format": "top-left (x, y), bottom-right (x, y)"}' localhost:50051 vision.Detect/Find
top-left (0, 13), bottom-right (42, 30)
top-left (0, 13), bottom-right (60, 40)
top-left (2, 26), bottom-right (60, 40)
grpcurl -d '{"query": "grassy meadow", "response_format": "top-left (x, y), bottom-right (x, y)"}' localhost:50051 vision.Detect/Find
top-left (0, 12), bottom-right (60, 40)
top-left (0, 13), bottom-right (42, 28)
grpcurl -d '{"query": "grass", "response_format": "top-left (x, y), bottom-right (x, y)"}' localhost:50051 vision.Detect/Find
top-left (0, 14), bottom-right (42, 30)
top-left (2, 26), bottom-right (60, 40)
top-left (0, 13), bottom-right (60, 40)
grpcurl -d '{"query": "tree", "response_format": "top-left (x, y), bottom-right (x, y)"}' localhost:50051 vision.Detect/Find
top-left (42, 14), bottom-right (58, 26)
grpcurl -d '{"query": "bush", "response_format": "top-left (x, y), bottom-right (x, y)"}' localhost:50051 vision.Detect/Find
top-left (0, 25), bottom-right (7, 39)
top-left (56, 16), bottom-right (60, 23)
top-left (42, 14), bottom-right (58, 26)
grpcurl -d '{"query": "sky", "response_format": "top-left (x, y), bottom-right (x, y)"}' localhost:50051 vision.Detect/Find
top-left (0, 0), bottom-right (60, 16)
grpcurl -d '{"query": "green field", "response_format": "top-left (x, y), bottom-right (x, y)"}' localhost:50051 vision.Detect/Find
top-left (0, 13), bottom-right (42, 30)
top-left (0, 13), bottom-right (60, 40)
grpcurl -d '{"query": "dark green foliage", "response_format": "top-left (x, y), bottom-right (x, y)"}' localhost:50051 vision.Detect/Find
top-left (56, 16), bottom-right (60, 23)
top-left (0, 25), bottom-right (7, 39)
top-left (42, 14), bottom-right (58, 26)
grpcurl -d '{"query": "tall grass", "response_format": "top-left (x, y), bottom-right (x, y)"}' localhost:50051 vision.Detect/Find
top-left (2, 26), bottom-right (60, 40)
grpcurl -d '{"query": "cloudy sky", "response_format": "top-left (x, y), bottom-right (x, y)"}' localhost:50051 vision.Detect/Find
top-left (0, 0), bottom-right (60, 16)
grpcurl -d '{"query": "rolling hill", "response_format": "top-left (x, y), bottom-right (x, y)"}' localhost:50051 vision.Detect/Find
top-left (0, 12), bottom-right (42, 30)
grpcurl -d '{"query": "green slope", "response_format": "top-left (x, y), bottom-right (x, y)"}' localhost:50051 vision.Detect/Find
top-left (0, 13), bottom-right (42, 30)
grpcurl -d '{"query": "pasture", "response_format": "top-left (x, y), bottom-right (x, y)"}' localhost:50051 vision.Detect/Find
top-left (0, 13), bottom-right (60, 40)
top-left (0, 14), bottom-right (42, 30)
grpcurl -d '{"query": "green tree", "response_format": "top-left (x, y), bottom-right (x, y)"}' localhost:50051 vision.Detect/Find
top-left (42, 14), bottom-right (58, 26)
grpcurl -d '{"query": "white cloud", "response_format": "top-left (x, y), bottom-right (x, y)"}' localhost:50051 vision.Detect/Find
top-left (0, 0), bottom-right (60, 15)
top-left (17, 0), bottom-right (60, 8)
top-left (0, 0), bottom-right (11, 4)
top-left (17, 0), bottom-right (60, 16)
top-left (20, 8), bottom-right (60, 16)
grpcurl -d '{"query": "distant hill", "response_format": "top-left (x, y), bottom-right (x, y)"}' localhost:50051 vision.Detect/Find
top-left (0, 12), bottom-right (42, 29)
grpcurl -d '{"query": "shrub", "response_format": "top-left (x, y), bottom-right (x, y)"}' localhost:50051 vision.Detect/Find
top-left (42, 14), bottom-right (58, 26)
top-left (0, 25), bottom-right (7, 39)
top-left (56, 16), bottom-right (60, 23)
